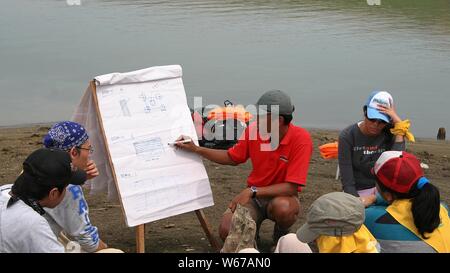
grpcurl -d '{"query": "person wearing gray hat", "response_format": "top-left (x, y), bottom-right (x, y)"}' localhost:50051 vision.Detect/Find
top-left (237, 192), bottom-right (380, 253)
top-left (255, 89), bottom-right (295, 116)
top-left (293, 192), bottom-right (379, 253)
top-left (296, 192), bottom-right (365, 243)
top-left (176, 90), bottom-right (313, 248)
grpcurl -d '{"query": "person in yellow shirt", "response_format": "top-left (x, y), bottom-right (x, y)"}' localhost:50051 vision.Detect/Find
top-left (364, 151), bottom-right (450, 253)
top-left (237, 192), bottom-right (379, 253)
top-left (294, 192), bottom-right (379, 253)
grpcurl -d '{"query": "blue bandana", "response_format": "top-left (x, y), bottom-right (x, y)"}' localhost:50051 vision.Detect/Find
top-left (43, 121), bottom-right (89, 151)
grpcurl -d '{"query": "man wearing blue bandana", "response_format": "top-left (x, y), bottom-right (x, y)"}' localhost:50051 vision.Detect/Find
top-left (41, 121), bottom-right (107, 252)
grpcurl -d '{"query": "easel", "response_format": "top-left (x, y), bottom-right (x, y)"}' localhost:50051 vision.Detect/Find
top-left (90, 80), bottom-right (221, 253)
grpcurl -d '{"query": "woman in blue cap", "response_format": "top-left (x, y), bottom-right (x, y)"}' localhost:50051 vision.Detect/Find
top-left (338, 91), bottom-right (415, 206)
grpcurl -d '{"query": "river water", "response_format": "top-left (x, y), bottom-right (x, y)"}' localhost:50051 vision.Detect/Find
top-left (1, 0), bottom-right (449, 138)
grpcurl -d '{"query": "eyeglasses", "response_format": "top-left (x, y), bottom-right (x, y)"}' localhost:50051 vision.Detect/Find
top-left (367, 118), bottom-right (387, 125)
top-left (365, 114), bottom-right (387, 125)
top-left (77, 146), bottom-right (94, 154)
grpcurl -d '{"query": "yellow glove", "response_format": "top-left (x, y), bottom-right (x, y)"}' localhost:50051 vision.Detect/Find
top-left (390, 119), bottom-right (415, 142)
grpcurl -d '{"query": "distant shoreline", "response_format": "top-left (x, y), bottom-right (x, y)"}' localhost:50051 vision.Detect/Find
top-left (0, 122), bottom-right (446, 143)
top-left (0, 122), bottom-right (55, 130)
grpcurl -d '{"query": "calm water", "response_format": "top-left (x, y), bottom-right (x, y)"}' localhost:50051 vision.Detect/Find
top-left (1, 0), bottom-right (450, 138)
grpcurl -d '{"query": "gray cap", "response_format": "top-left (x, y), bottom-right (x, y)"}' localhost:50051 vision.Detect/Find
top-left (256, 90), bottom-right (295, 115)
top-left (296, 192), bottom-right (365, 243)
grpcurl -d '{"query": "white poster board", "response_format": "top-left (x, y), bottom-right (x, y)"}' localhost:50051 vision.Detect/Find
top-left (74, 65), bottom-right (214, 227)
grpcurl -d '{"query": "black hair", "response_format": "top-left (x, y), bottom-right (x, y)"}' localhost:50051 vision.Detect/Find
top-left (7, 175), bottom-right (66, 209)
top-left (377, 180), bottom-right (441, 239)
top-left (280, 114), bottom-right (293, 125)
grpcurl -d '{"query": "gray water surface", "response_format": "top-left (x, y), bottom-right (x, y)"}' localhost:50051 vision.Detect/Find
top-left (1, 0), bottom-right (449, 138)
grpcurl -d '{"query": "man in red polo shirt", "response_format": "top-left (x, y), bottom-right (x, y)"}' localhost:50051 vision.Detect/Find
top-left (176, 90), bottom-right (313, 245)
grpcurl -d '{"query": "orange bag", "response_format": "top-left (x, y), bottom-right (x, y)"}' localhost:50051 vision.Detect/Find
top-left (319, 142), bottom-right (339, 159)
top-left (207, 104), bottom-right (253, 123)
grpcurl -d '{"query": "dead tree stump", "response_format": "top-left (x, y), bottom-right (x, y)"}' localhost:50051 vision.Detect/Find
top-left (437, 127), bottom-right (446, 140)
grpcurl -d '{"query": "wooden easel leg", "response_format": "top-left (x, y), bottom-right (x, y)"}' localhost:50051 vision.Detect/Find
top-left (136, 224), bottom-right (145, 253)
top-left (195, 209), bottom-right (222, 252)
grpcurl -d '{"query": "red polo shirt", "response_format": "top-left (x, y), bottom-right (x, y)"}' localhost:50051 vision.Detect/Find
top-left (227, 122), bottom-right (313, 191)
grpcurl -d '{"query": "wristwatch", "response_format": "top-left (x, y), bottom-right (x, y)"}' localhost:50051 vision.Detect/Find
top-left (250, 186), bottom-right (258, 198)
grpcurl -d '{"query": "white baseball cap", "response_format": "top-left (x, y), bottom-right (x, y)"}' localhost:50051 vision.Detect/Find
top-left (365, 91), bottom-right (393, 123)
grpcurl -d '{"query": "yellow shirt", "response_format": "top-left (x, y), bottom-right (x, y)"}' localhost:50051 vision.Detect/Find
top-left (386, 199), bottom-right (450, 253)
top-left (316, 225), bottom-right (379, 253)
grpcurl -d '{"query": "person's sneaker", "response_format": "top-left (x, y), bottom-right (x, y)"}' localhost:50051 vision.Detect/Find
top-left (221, 205), bottom-right (257, 253)
top-left (272, 223), bottom-right (290, 243)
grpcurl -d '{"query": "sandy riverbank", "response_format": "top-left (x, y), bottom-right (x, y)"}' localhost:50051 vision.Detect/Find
top-left (1, 125), bottom-right (449, 253)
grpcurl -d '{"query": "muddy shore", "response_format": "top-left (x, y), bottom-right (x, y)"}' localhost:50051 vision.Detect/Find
top-left (1, 125), bottom-right (448, 253)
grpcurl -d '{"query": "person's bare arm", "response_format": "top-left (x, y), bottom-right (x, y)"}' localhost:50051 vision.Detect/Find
top-left (253, 182), bottom-right (298, 198)
top-left (95, 239), bottom-right (108, 252)
top-left (228, 182), bottom-right (298, 212)
top-left (175, 136), bottom-right (237, 165)
top-left (359, 194), bottom-right (377, 207)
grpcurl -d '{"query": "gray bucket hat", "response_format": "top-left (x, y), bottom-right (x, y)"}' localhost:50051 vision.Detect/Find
top-left (256, 90), bottom-right (295, 115)
top-left (296, 192), bottom-right (365, 243)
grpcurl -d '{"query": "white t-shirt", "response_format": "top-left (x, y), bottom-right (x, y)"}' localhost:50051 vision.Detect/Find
top-left (44, 184), bottom-right (100, 252)
top-left (0, 185), bottom-right (64, 253)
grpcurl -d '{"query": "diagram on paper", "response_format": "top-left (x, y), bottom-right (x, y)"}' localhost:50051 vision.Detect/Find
top-left (132, 191), bottom-right (174, 213)
top-left (128, 181), bottom-right (191, 212)
top-left (133, 137), bottom-right (165, 161)
top-left (92, 66), bottom-right (215, 226)
top-left (119, 99), bottom-right (131, 117)
top-left (139, 92), bottom-right (166, 113)
top-left (124, 174), bottom-right (182, 193)
top-left (119, 171), bottom-right (138, 180)
top-left (101, 87), bottom-right (125, 98)
top-left (110, 133), bottom-right (135, 145)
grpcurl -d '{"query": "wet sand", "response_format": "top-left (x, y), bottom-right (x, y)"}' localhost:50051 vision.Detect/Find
top-left (1, 124), bottom-right (449, 253)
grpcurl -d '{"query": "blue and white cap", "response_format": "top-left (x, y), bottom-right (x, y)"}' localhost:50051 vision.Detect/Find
top-left (43, 121), bottom-right (89, 151)
top-left (365, 91), bottom-right (393, 123)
